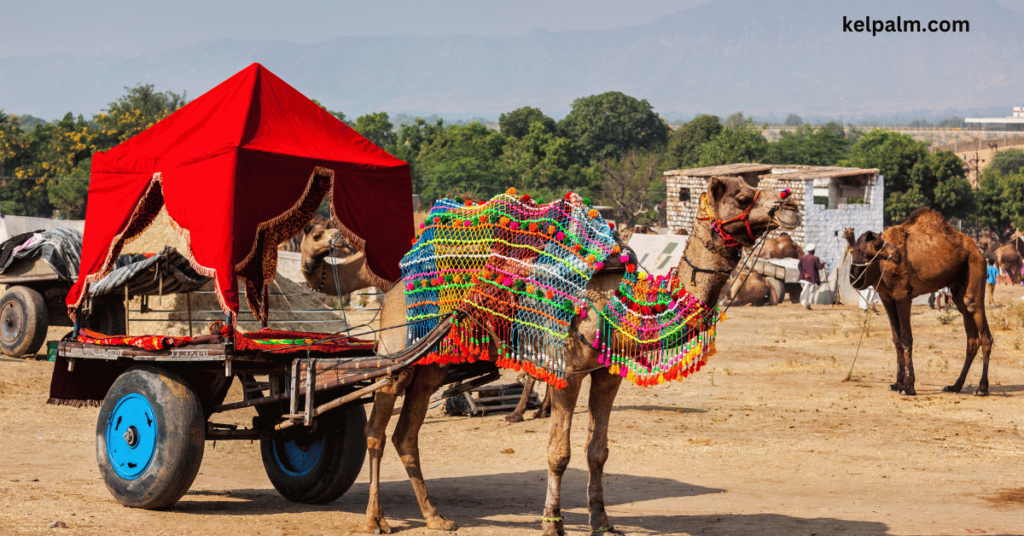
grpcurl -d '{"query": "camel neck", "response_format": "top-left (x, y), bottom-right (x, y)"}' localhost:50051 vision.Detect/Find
top-left (677, 218), bottom-right (740, 305)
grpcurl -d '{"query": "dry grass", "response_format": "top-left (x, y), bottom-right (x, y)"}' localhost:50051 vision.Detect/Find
top-left (990, 302), bottom-right (1024, 331)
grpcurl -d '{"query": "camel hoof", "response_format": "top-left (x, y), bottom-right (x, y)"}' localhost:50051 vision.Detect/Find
top-left (534, 409), bottom-right (551, 419)
top-left (426, 516), bottom-right (458, 531)
top-left (889, 383), bottom-right (899, 392)
top-left (975, 388), bottom-right (989, 397)
top-left (899, 388), bottom-right (916, 396)
top-left (364, 517), bottom-right (392, 534)
top-left (505, 413), bottom-right (525, 423)
top-left (942, 385), bottom-right (962, 393)
top-left (542, 525), bottom-right (565, 536)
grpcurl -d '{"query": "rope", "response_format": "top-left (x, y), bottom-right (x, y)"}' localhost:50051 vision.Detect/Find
top-left (845, 260), bottom-right (888, 382)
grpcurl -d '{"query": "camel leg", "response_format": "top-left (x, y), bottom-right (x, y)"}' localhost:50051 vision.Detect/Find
top-left (535, 383), bottom-right (552, 419)
top-left (506, 375), bottom-right (536, 423)
top-left (878, 295), bottom-right (906, 392)
top-left (894, 298), bottom-right (916, 395)
top-left (586, 370), bottom-right (623, 535)
top-left (944, 290), bottom-right (994, 396)
top-left (391, 364), bottom-right (457, 531)
top-left (542, 375), bottom-right (584, 536)
top-left (364, 369), bottom-right (414, 534)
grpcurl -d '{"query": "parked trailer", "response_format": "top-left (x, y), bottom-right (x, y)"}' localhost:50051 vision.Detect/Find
top-left (56, 313), bottom-right (494, 508)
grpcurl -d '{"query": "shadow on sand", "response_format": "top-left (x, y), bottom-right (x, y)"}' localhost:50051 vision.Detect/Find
top-left (177, 468), bottom-right (891, 534)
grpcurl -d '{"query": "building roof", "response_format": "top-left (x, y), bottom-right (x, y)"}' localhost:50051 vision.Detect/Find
top-left (664, 163), bottom-right (878, 181)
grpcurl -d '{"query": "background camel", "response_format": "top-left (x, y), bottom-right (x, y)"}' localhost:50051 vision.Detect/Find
top-left (362, 176), bottom-right (800, 535)
top-left (756, 232), bottom-right (802, 259)
top-left (986, 239), bottom-right (1022, 285)
top-left (849, 208), bottom-right (993, 396)
top-left (299, 220), bottom-right (375, 298)
top-left (720, 271), bottom-right (780, 307)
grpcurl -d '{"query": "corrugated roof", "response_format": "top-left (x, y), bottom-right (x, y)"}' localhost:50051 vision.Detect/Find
top-left (664, 163), bottom-right (879, 181)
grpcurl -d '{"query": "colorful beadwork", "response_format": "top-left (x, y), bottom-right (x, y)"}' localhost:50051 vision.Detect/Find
top-left (593, 268), bottom-right (720, 387)
top-left (401, 190), bottom-right (618, 388)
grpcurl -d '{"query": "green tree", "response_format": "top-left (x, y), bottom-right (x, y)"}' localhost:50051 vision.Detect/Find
top-left (47, 158), bottom-right (90, 219)
top-left (1002, 174), bottom-right (1024, 232)
top-left (695, 120), bottom-right (769, 167)
top-left (784, 114), bottom-right (803, 127)
top-left (662, 114), bottom-right (722, 170)
top-left (558, 91), bottom-right (670, 163)
top-left (415, 122), bottom-right (507, 205)
top-left (988, 148), bottom-right (1024, 176)
top-left (882, 150), bottom-right (975, 225)
top-left (768, 122), bottom-right (853, 166)
top-left (499, 122), bottom-right (599, 200)
top-left (311, 99), bottom-right (351, 126)
top-left (353, 112), bottom-right (397, 150)
top-left (724, 111), bottom-right (748, 129)
top-left (978, 168), bottom-right (1024, 241)
top-left (498, 107), bottom-right (556, 139)
top-left (93, 84), bottom-right (187, 151)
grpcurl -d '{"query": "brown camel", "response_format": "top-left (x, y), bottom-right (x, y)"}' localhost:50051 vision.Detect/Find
top-left (756, 232), bottom-right (803, 259)
top-left (363, 175), bottom-right (800, 535)
top-left (849, 207), bottom-right (993, 396)
top-left (720, 271), bottom-right (780, 307)
top-left (987, 240), bottom-right (1022, 286)
top-left (299, 221), bottom-right (375, 297)
top-left (505, 374), bottom-right (552, 423)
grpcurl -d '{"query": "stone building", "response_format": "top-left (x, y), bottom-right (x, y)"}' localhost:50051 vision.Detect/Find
top-left (664, 163), bottom-right (883, 273)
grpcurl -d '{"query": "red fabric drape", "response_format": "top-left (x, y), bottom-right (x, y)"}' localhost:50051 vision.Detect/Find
top-left (68, 63), bottom-right (413, 321)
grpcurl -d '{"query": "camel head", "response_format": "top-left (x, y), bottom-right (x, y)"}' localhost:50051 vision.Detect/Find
top-left (849, 230), bottom-right (901, 290)
top-left (704, 175), bottom-right (801, 248)
top-left (842, 227), bottom-right (855, 244)
top-left (299, 218), bottom-right (352, 274)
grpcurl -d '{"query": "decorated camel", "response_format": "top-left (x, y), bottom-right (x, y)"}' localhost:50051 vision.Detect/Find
top-left (849, 208), bottom-right (993, 396)
top-left (364, 175), bottom-right (800, 535)
top-left (987, 239), bottom-right (1023, 285)
top-left (299, 220), bottom-right (375, 296)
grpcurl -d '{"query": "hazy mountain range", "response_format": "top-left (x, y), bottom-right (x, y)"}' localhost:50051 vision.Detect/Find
top-left (2, 0), bottom-right (1021, 121)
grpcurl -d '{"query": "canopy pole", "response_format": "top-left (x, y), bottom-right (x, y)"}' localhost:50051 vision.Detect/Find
top-left (124, 286), bottom-right (130, 335)
top-left (186, 293), bottom-right (194, 338)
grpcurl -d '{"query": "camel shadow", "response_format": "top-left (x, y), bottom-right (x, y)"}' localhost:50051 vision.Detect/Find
top-left (612, 405), bottom-right (708, 414)
top-left (176, 469), bottom-right (895, 534)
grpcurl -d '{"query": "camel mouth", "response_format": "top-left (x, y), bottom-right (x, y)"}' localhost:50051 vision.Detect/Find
top-left (771, 205), bottom-right (801, 230)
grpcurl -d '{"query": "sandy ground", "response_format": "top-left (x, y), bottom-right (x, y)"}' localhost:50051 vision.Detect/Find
top-left (2, 285), bottom-right (1023, 536)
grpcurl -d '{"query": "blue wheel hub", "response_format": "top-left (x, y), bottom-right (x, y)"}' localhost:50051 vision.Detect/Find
top-left (272, 433), bottom-right (325, 477)
top-left (106, 393), bottom-right (158, 479)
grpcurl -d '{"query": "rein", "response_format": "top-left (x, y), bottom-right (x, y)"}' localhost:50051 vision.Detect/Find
top-left (850, 239), bottom-right (893, 286)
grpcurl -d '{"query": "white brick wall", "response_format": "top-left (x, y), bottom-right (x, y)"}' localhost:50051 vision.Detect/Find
top-left (802, 173), bottom-right (885, 272)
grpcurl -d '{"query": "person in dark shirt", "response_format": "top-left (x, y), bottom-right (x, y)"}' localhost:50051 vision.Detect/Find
top-left (799, 243), bottom-right (824, 310)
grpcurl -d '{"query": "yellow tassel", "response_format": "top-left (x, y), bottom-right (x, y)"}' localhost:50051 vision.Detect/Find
top-left (609, 365), bottom-right (619, 376)
top-left (657, 374), bottom-right (665, 384)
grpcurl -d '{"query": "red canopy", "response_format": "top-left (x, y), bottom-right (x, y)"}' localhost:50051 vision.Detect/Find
top-left (68, 63), bottom-right (413, 322)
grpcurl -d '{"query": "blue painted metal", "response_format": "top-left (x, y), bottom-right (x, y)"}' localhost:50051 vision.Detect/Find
top-left (271, 435), bottom-right (325, 477)
top-left (106, 393), bottom-right (158, 480)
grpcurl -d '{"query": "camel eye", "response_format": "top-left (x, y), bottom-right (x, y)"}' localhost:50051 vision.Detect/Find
top-left (313, 232), bottom-right (323, 240)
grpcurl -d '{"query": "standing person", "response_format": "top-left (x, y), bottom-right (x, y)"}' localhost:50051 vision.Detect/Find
top-left (986, 258), bottom-right (998, 305)
top-left (799, 243), bottom-right (824, 310)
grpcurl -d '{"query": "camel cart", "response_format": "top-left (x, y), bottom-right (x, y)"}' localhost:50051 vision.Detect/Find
top-left (49, 63), bottom-right (500, 509)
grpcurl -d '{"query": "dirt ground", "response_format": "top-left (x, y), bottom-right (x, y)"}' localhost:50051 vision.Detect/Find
top-left (2, 285), bottom-right (1023, 536)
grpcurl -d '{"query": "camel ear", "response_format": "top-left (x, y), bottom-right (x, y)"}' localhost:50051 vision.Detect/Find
top-left (304, 223), bottom-right (314, 235)
top-left (708, 176), bottom-right (728, 203)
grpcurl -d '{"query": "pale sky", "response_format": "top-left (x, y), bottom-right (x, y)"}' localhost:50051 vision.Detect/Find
top-left (0, 0), bottom-right (718, 57)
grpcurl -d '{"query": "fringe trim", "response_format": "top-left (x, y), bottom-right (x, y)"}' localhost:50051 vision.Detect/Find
top-left (69, 173), bottom-right (165, 319)
top-left (46, 397), bottom-right (102, 408)
top-left (164, 208), bottom-right (229, 319)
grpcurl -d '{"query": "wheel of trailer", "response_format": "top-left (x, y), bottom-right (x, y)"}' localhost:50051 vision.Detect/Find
top-left (0, 285), bottom-right (48, 357)
top-left (260, 402), bottom-right (367, 504)
top-left (86, 297), bottom-right (127, 336)
top-left (96, 366), bottom-right (205, 509)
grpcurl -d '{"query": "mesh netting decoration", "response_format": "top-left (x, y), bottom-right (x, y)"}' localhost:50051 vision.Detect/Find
top-left (402, 189), bottom-right (619, 388)
top-left (592, 267), bottom-right (720, 387)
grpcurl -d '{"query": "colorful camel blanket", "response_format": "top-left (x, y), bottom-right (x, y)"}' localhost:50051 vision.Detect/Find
top-left (402, 189), bottom-right (719, 388)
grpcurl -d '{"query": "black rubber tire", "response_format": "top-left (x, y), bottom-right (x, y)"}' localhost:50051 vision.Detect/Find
top-left (260, 402), bottom-right (367, 504)
top-left (96, 366), bottom-right (205, 509)
top-left (0, 285), bottom-right (48, 357)
top-left (86, 298), bottom-right (127, 336)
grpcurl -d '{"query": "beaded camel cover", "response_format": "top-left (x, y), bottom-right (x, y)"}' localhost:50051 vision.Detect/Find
top-left (401, 189), bottom-right (719, 388)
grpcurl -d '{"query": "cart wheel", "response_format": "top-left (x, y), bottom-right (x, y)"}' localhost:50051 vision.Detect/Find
top-left (0, 285), bottom-right (48, 357)
top-left (260, 402), bottom-right (367, 504)
top-left (96, 366), bottom-right (205, 509)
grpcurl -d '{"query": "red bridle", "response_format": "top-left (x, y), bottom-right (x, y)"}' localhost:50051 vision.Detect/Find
top-left (697, 190), bottom-right (761, 248)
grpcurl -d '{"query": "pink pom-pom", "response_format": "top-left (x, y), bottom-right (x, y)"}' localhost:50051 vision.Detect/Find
top-left (503, 276), bottom-right (513, 287)
top-left (406, 283), bottom-right (415, 291)
top-left (419, 222), bottom-right (425, 229)
top-left (781, 188), bottom-right (792, 199)
top-left (510, 221), bottom-right (520, 230)
top-left (556, 231), bottom-right (565, 241)
top-left (594, 261), bottom-right (604, 271)
top-left (669, 300), bottom-right (677, 309)
top-left (619, 254), bottom-right (629, 263)
top-left (463, 220), bottom-right (472, 227)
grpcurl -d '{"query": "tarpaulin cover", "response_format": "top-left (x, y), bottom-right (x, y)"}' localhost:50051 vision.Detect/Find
top-left (66, 63), bottom-right (413, 322)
